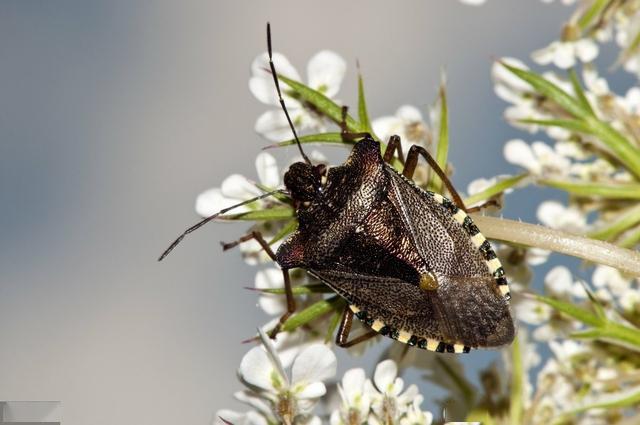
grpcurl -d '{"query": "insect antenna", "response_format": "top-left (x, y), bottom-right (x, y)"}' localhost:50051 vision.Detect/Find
top-left (158, 188), bottom-right (286, 261)
top-left (266, 22), bottom-right (312, 166)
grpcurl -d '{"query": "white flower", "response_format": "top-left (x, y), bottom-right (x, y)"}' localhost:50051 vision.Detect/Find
top-left (532, 38), bottom-right (599, 69)
top-left (215, 409), bottom-right (269, 425)
top-left (593, 265), bottom-right (630, 297)
top-left (196, 151), bottom-right (281, 217)
top-left (372, 105), bottom-right (431, 154)
top-left (236, 329), bottom-right (337, 424)
top-left (537, 200), bottom-right (587, 234)
top-left (195, 151), bottom-right (287, 265)
top-left (330, 368), bottom-right (371, 425)
top-left (250, 50), bottom-right (346, 141)
top-left (399, 395), bottom-right (433, 425)
top-left (504, 139), bottom-right (572, 177)
top-left (367, 360), bottom-right (419, 425)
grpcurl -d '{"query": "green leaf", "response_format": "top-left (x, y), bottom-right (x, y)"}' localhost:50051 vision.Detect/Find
top-left (220, 206), bottom-right (295, 221)
top-left (518, 118), bottom-right (591, 134)
top-left (583, 117), bottom-right (640, 179)
top-left (588, 204), bottom-right (640, 241)
top-left (268, 218), bottom-right (298, 246)
top-left (577, 0), bottom-right (609, 31)
top-left (501, 63), bottom-right (590, 119)
top-left (273, 132), bottom-right (354, 148)
top-left (558, 386), bottom-right (640, 420)
top-left (432, 80), bottom-right (449, 193)
top-left (281, 296), bottom-right (344, 332)
top-left (278, 74), bottom-right (360, 132)
top-left (568, 69), bottom-right (595, 117)
top-left (620, 226), bottom-right (640, 248)
top-left (257, 283), bottom-right (332, 295)
top-left (539, 179), bottom-right (640, 200)
top-left (463, 174), bottom-right (528, 206)
top-left (535, 294), bottom-right (604, 326)
top-left (253, 182), bottom-right (291, 204)
top-left (357, 72), bottom-right (374, 135)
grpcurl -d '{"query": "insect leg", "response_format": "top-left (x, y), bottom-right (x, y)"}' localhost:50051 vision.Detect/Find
top-left (222, 231), bottom-right (296, 339)
top-left (403, 144), bottom-right (467, 212)
top-left (382, 134), bottom-right (406, 164)
top-left (339, 105), bottom-right (371, 142)
top-left (335, 307), bottom-right (378, 348)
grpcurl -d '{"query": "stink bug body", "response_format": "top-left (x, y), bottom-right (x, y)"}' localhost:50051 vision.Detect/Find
top-left (160, 23), bottom-right (515, 353)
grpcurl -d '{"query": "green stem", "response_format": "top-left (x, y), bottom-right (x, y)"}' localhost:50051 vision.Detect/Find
top-left (510, 335), bottom-right (524, 425)
top-left (472, 216), bottom-right (640, 276)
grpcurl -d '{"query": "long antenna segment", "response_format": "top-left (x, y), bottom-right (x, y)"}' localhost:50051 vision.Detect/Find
top-left (266, 22), bottom-right (312, 165)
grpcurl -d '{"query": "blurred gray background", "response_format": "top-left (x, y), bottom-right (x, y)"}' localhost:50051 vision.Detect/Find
top-left (0, 1), bottom-right (573, 424)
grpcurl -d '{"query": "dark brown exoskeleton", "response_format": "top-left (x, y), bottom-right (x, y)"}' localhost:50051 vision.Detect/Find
top-left (159, 23), bottom-right (514, 353)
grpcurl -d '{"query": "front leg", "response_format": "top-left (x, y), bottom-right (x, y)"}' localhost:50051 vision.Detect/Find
top-left (222, 230), bottom-right (296, 338)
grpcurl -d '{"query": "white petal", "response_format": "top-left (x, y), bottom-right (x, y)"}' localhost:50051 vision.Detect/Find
top-left (221, 174), bottom-right (261, 200)
top-left (396, 105), bottom-right (423, 122)
top-left (575, 38), bottom-right (599, 63)
top-left (255, 268), bottom-right (286, 316)
top-left (195, 187), bottom-right (249, 217)
top-left (291, 344), bottom-right (337, 386)
top-left (234, 391), bottom-right (273, 417)
top-left (531, 43), bottom-right (557, 66)
top-left (372, 116), bottom-right (402, 140)
top-left (255, 109), bottom-right (298, 142)
top-left (342, 368), bottom-right (366, 400)
top-left (504, 139), bottom-right (541, 173)
top-left (536, 200), bottom-right (564, 228)
top-left (296, 381), bottom-right (327, 399)
top-left (307, 50), bottom-right (346, 98)
top-left (373, 359), bottom-right (398, 392)
top-left (255, 267), bottom-right (284, 290)
top-left (515, 298), bottom-right (551, 325)
top-left (250, 52), bottom-right (301, 106)
top-left (255, 151), bottom-right (280, 188)
top-left (467, 177), bottom-right (495, 196)
top-left (544, 265), bottom-right (573, 296)
top-left (238, 346), bottom-right (279, 392)
top-left (459, 0), bottom-right (486, 5)
top-left (553, 42), bottom-right (577, 69)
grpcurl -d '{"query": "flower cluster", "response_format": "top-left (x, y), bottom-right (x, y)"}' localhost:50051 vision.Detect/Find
top-left (216, 330), bottom-right (435, 425)
top-left (190, 2), bottom-right (640, 424)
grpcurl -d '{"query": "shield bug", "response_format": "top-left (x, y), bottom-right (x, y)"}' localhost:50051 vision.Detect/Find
top-left (160, 23), bottom-right (515, 353)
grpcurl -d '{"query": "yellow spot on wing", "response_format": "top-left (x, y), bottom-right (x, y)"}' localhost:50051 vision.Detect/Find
top-left (453, 344), bottom-right (465, 353)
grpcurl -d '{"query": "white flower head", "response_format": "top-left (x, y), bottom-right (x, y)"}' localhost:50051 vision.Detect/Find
top-left (330, 368), bottom-right (371, 425)
top-left (372, 105), bottom-right (431, 154)
top-left (367, 359), bottom-right (419, 424)
top-left (532, 38), bottom-right (598, 69)
top-left (250, 50), bottom-right (346, 141)
top-left (504, 139), bottom-right (572, 177)
top-left (237, 329), bottom-right (337, 424)
top-left (537, 200), bottom-right (587, 234)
